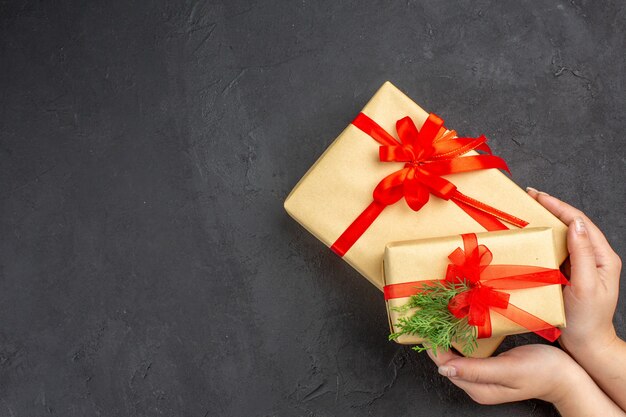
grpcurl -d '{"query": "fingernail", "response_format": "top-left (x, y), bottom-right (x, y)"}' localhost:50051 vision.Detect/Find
top-left (526, 187), bottom-right (549, 196)
top-left (438, 365), bottom-right (457, 378)
top-left (574, 217), bottom-right (586, 234)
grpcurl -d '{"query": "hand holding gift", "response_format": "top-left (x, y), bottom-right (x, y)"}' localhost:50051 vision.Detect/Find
top-left (284, 82), bottom-right (625, 413)
top-left (527, 189), bottom-right (626, 411)
top-left (429, 190), bottom-right (626, 415)
top-left (429, 345), bottom-right (624, 416)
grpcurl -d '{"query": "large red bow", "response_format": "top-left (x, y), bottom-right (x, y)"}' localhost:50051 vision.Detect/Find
top-left (330, 113), bottom-right (528, 257)
top-left (384, 233), bottom-right (570, 341)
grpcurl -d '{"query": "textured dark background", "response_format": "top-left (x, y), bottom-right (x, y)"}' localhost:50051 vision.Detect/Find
top-left (1, 0), bottom-right (625, 416)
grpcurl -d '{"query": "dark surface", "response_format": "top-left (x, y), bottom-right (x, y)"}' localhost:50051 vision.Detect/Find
top-left (1, 0), bottom-right (625, 415)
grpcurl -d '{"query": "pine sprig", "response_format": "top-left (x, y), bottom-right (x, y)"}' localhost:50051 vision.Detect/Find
top-left (389, 280), bottom-right (478, 356)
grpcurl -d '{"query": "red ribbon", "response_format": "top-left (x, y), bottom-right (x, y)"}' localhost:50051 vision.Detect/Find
top-left (330, 113), bottom-right (529, 257)
top-left (384, 233), bottom-right (570, 341)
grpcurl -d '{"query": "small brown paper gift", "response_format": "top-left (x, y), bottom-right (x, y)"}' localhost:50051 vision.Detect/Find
top-left (383, 227), bottom-right (567, 358)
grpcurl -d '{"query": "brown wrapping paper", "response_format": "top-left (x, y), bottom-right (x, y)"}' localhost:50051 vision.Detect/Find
top-left (284, 81), bottom-right (568, 291)
top-left (384, 227), bottom-right (566, 357)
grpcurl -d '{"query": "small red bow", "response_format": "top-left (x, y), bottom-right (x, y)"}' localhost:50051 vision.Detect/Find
top-left (445, 235), bottom-right (511, 333)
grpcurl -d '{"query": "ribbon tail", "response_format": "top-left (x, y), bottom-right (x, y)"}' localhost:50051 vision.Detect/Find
top-left (491, 303), bottom-right (562, 342)
top-left (330, 201), bottom-right (386, 257)
top-left (431, 135), bottom-right (492, 160)
top-left (533, 327), bottom-right (562, 342)
top-left (477, 312), bottom-right (492, 339)
top-left (451, 190), bottom-right (528, 229)
top-left (451, 196), bottom-right (509, 231)
top-left (481, 268), bottom-right (570, 288)
top-left (426, 155), bottom-right (511, 176)
top-left (404, 169), bottom-right (430, 211)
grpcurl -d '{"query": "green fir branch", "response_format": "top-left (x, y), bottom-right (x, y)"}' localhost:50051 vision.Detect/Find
top-left (389, 280), bottom-right (478, 356)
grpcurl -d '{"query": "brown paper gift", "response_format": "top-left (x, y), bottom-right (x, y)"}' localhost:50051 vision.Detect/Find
top-left (383, 227), bottom-right (567, 357)
top-left (284, 81), bottom-right (568, 292)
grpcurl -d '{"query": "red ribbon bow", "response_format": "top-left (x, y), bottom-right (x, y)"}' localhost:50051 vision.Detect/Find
top-left (445, 235), bottom-right (510, 330)
top-left (330, 113), bottom-right (528, 257)
top-left (384, 233), bottom-right (570, 341)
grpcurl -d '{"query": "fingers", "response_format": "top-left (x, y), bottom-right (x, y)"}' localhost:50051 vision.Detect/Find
top-left (427, 347), bottom-right (515, 386)
top-left (526, 188), bottom-right (617, 269)
top-left (426, 348), bottom-right (519, 404)
top-left (567, 217), bottom-right (600, 295)
top-left (526, 188), bottom-right (604, 237)
top-left (445, 378), bottom-right (518, 405)
top-left (437, 355), bottom-right (516, 386)
top-left (426, 347), bottom-right (460, 366)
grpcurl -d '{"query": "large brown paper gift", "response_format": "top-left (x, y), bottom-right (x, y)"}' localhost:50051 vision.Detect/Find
top-left (383, 227), bottom-right (567, 358)
top-left (284, 81), bottom-right (568, 291)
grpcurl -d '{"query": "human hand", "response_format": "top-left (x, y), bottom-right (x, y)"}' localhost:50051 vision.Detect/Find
top-left (526, 188), bottom-right (622, 356)
top-left (428, 345), bottom-right (625, 416)
top-left (526, 188), bottom-right (626, 411)
top-left (427, 344), bottom-right (573, 405)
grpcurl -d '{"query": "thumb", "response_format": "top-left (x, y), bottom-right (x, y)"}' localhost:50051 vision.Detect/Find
top-left (567, 216), bottom-right (598, 295)
top-left (438, 355), bottom-right (513, 385)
